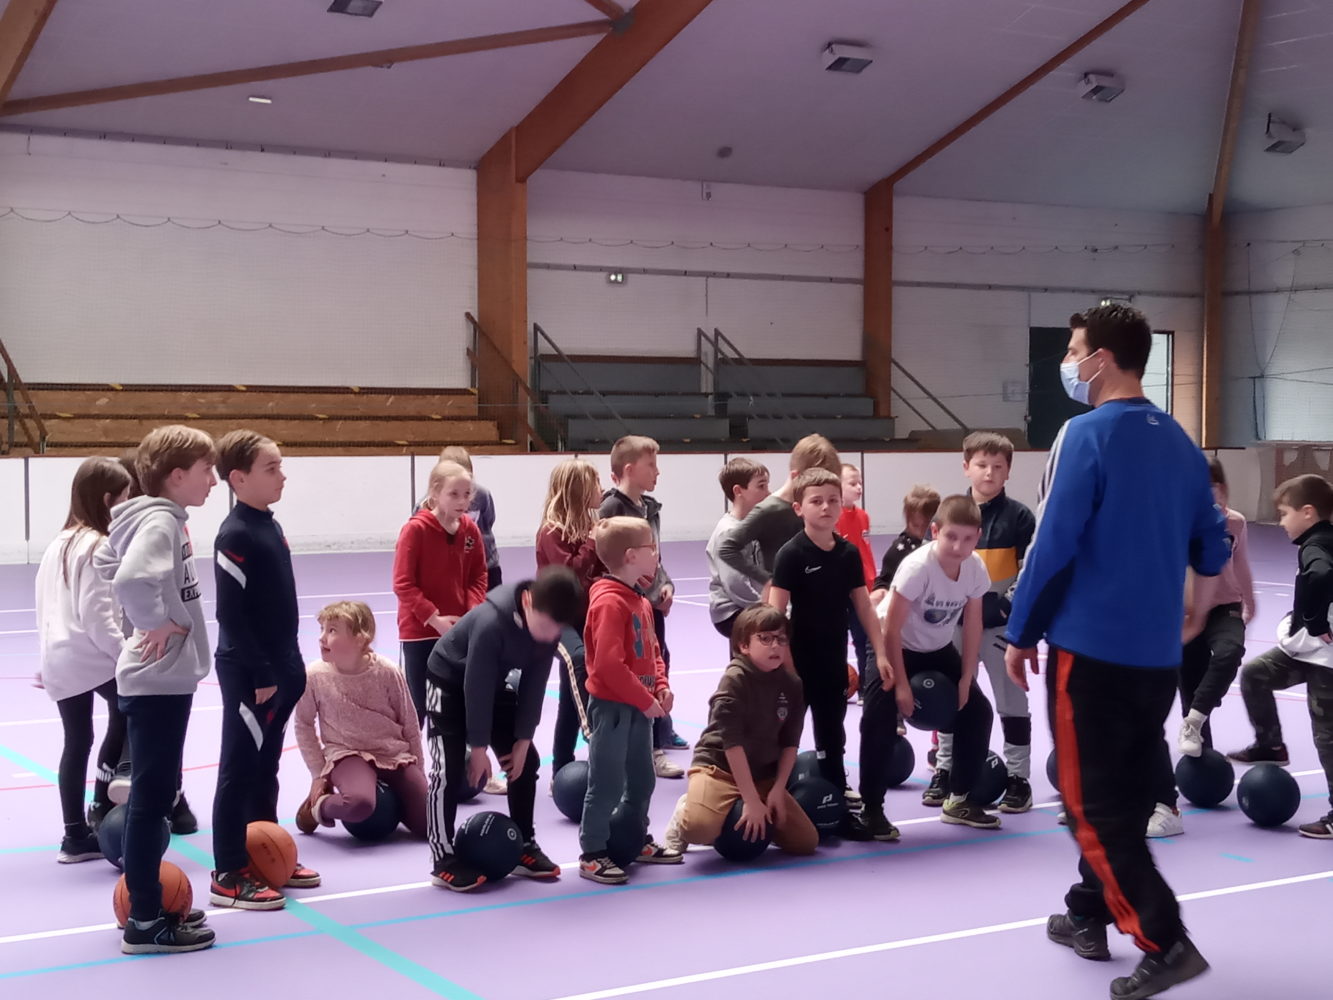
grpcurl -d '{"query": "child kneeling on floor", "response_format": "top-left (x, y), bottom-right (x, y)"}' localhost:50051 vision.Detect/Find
top-left (665, 604), bottom-right (818, 856)
top-left (294, 601), bottom-right (428, 838)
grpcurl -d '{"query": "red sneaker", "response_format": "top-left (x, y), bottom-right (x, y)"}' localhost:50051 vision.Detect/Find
top-left (210, 868), bottom-right (285, 910)
top-left (286, 863), bottom-right (321, 888)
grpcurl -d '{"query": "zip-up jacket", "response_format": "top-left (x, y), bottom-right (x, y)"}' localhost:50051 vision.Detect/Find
top-left (584, 576), bottom-right (668, 711)
top-left (973, 489), bottom-right (1036, 629)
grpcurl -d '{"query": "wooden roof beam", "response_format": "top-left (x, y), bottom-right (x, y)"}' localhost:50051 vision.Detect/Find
top-left (0, 0), bottom-right (59, 106)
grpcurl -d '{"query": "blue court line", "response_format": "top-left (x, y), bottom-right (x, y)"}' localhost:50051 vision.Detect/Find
top-left (0, 740), bottom-right (482, 1000)
top-left (1221, 853), bottom-right (1255, 863)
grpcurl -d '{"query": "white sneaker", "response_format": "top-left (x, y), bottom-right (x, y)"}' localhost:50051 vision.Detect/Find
top-left (483, 776), bottom-right (508, 796)
top-left (653, 749), bottom-right (684, 779)
top-left (1146, 802), bottom-right (1184, 838)
top-left (1178, 716), bottom-right (1204, 758)
top-left (663, 793), bottom-right (687, 854)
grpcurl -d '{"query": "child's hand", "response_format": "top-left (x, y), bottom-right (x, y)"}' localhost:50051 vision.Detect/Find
top-left (137, 621), bottom-right (188, 661)
top-left (876, 655), bottom-right (894, 687)
top-left (1243, 604), bottom-right (1256, 625)
top-left (467, 746), bottom-right (491, 790)
top-left (499, 739), bottom-right (531, 782)
top-left (765, 792), bottom-right (789, 828)
top-left (657, 688), bottom-right (674, 714)
top-left (656, 584), bottom-right (674, 615)
top-left (737, 798), bottom-right (768, 842)
top-left (895, 686), bottom-right (915, 721)
top-left (958, 683), bottom-right (971, 710)
top-left (643, 699), bottom-right (666, 719)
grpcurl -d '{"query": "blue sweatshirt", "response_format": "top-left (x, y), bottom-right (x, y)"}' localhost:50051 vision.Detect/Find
top-left (1005, 398), bottom-right (1228, 668)
top-left (214, 502), bottom-right (304, 688)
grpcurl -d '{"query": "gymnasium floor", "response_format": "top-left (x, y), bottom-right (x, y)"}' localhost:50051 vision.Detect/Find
top-left (0, 526), bottom-right (1328, 1000)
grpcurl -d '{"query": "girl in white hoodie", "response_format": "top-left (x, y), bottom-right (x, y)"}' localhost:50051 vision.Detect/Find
top-left (36, 456), bottom-right (133, 862)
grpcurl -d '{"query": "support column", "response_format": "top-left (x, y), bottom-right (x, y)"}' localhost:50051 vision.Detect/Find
top-left (863, 180), bottom-right (893, 418)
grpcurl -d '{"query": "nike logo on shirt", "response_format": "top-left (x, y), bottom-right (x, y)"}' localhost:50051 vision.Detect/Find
top-left (804, 566), bottom-right (821, 574)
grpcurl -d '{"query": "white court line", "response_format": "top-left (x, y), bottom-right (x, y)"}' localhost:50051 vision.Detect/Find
top-left (546, 869), bottom-right (1333, 1000)
top-left (0, 704), bottom-right (224, 729)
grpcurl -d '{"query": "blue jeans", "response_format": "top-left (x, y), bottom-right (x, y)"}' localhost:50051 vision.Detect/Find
top-left (119, 693), bottom-right (193, 922)
top-left (579, 697), bottom-right (655, 856)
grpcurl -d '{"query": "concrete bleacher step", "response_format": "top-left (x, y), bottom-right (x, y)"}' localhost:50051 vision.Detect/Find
top-left (564, 415), bottom-right (731, 448)
top-left (907, 427), bottom-right (1030, 450)
top-left (535, 356), bottom-right (701, 395)
top-left (30, 384), bottom-right (478, 419)
top-left (716, 360), bottom-right (864, 396)
top-left (726, 394), bottom-right (875, 418)
top-left (544, 392), bottom-right (715, 418)
top-left (745, 415), bottom-right (896, 442)
top-left (42, 415), bottom-right (501, 448)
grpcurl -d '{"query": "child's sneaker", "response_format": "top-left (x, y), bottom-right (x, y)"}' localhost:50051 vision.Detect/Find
top-left (430, 855), bottom-right (487, 892)
top-left (1045, 912), bottom-right (1110, 961)
top-left (1177, 715), bottom-right (1205, 758)
top-left (108, 761), bottom-right (132, 805)
top-left (210, 868), bottom-right (286, 910)
top-left (170, 795), bottom-right (199, 836)
top-left (57, 831), bottom-right (102, 864)
top-left (116, 908), bottom-right (207, 931)
top-left (922, 768), bottom-right (949, 807)
top-left (941, 799), bottom-right (1001, 830)
top-left (1225, 743), bottom-right (1289, 766)
top-left (513, 841), bottom-right (561, 878)
top-left (999, 775), bottom-right (1033, 814)
top-left (653, 749), bottom-right (684, 779)
top-left (483, 775), bottom-right (508, 796)
top-left (579, 854), bottom-right (628, 884)
top-left (121, 912), bottom-right (216, 955)
top-left (668, 732), bottom-right (690, 750)
top-left (663, 795), bottom-right (687, 854)
top-left (635, 840), bottom-right (684, 864)
top-left (1298, 812), bottom-right (1333, 839)
top-left (1146, 803), bottom-right (1184, 839)
top-left (863, 804), bottom-right (901, 842)
top-left (838, 811), bottom-right (873, 841)
top-left (843, 786), bottom-right (863, 805)
top-left (286, 863), bottom-right (321, 888)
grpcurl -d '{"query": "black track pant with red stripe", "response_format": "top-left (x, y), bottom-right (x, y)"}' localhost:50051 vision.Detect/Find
top-left (1047, 648), bottom-right (1183, 954)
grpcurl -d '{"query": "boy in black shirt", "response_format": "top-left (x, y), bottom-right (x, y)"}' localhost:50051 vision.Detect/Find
top-left (770, 468), bottom-right (892, 840)
top-left (210, 431), bottom-right (319, 910)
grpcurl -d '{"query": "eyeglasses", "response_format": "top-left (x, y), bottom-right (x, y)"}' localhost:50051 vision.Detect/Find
top-left (751, 632), bottom-right (789, 647)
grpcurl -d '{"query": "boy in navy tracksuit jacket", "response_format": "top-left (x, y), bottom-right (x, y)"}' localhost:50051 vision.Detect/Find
top-left (1004, 306), bottom-right (1226, 997)
top-left (209, 432), bottom-right (317, 910)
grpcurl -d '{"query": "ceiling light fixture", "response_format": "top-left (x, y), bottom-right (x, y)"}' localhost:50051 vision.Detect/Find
top-left (1078, 72), bottom-right (1124, 103)
top-left (1264, 114), bottom-right (1305, 154)
top-left (247, 95), bottom-right (273, 105)
top-left (328, 0), bottom-right (382, 17)
top-left (822, 42), bottom-right (873, 74)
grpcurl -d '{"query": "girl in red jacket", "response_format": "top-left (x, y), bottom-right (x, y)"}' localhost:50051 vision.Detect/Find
top-left (537, 459), bottom-right (605, 775)
top-left (393, 460), bottom-right (487, 726)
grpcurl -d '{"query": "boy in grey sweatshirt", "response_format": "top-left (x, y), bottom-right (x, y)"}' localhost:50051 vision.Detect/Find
top-left (94, 426), bottom-right (218, 956)
top-left (706, 458), bottom-right (772, 638)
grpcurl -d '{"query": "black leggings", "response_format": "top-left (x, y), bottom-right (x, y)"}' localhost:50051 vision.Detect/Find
top-left (551, 625), bottom-right (590, 775)
top-left (402, 638), bottom-right (436, 730)
top-left (903, 645), bottom-right (993, 798)
top-left (56, 679), bottom-right (124, 829)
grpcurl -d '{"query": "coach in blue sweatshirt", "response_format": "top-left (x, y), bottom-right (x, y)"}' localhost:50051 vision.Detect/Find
top-left (1004, 306), bottom-right (1227, 1000)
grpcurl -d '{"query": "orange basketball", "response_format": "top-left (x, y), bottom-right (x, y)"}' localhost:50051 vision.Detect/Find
top-left (246, 820), bottom-right (296, 890)
top-left (113, 861), bottom-right (193, 927)
top-left (846, 663), bottom-right (859, 700)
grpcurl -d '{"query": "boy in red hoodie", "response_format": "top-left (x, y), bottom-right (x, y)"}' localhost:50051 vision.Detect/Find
top-left (578, 516), bottom-right (683, 884)
top-left (393, 460), bottom-right (488, 726)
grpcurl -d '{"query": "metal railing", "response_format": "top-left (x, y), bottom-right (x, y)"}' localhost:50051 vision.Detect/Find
top-left (530, 324), bottom-right (633, 439)
top-left (708, 327), bottom-right (807, 446)
top-left (890, 358), bottom-right (969, 433)
top-left (0, 339), bottom-right (47, 454)
top-left (463, 313), bottom-right (552, 452)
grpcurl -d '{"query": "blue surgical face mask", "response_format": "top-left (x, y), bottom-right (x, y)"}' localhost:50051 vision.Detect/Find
top-left (1060, 350), bottom-right (1102, 405)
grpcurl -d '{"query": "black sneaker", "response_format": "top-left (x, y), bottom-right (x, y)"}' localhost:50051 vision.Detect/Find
top-left (513, 840), bottom-right (561, 879)
top-left (1298, 812), bottom-right (1333, 839)
top-left (999, 775), bottom-right (1033, 814)
top-left (121, 912), bottom-right (216, 955)
top-left (1110, 936), bottom-right (1209, 999)
top-left (838, 811), bottom-right (874, 841)
top-left (1225, 743), bottom-right (1289, 766)
top-left (634, 840), bottom-right (684, 864)
top-left (863, 804), bottom-right (901, 843)
top-left (927, 746), bottom-right (938, 769)
top-left (209, 869), bottom-right (286, 910)
top-left (430, 855), bottom-right (487, 893)
top-left (1046, 912), bottom-right (1110, 961)
top-left (117, 908), bottom-right (207, 931)
top-left (170, 795), bottom-right (199, 836)
top-left (57, 831), bottom-right (102, 864)
top-left (922, 768), bottom-right (949, 807)
top-left (108, 761), bottom-right (132, 806)
top-left (843, 786), bottom-right (863, 805)
top-left (941, 799), bottom-right (1002, 830)
top-left (579, 854), bottom-right (628, 885)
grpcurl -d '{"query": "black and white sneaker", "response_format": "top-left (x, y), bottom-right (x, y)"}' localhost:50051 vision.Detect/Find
top-left (117, 908), bottom-right (207, 931)
top-left (108, 761), bottom-right (133, 806)
top-left (1225, 743), bottom-right (1289, 767)
top-left (843, 786), bottom-right (863, 805)
top-left (513, 840), bottom-right (561, 878)
top-left (1298, 812), bottom-right (1333, 840)
top-left (941, 799), bottom-right (1002, 830)
top-left (121, 912), bottom-right (216, 955)
top-left (579, 854), bottom-right (628, 885)
top-left (863, 804), bottom-right (901, 842)
top-left (634, 840), bottom-right (684, 864)
top-left (922, 768), bottom-right (949, 807)
top-left (57, 832), bottom-right (102, 864)
top-left (170, 795), bottom-right (199, 836)
top-left (430, 855), bottom-right (487, 893)
top-left (1110, 936), bottom-right (1209, 999)
top-left (999, 775), bottom-right (1033, 814)
top-left (1046, 912), bottom-right (1110, 961)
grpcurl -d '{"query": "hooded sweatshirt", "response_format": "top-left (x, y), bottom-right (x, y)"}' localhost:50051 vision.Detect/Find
top-left (690, 654), bottom-right (805, 783)
top-left (598, 488), bottom-right (671, 604)
top-left (393, 508), bottom-right (488, 641)
top-left (426, 583), bottom-right (557, 748)
top-left (584, 576), bottom-right (668, 712)
top-left (93, 496), bottom-right (211, 696)
top-left (1276, 520), bottom-right (1333, 669)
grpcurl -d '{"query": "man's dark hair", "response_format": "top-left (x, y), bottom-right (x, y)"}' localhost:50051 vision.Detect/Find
top-left (530, 565), bottom-right (583, 627)
top-left (1075, 304), bottom-right (1152, 378)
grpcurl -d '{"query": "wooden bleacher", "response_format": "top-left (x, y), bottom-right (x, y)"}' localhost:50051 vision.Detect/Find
top-left (23, 384), bottom-right (521, 456)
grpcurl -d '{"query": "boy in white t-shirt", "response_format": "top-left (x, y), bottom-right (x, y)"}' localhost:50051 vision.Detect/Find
top-left (883, 494), bottom-right (1000, 829)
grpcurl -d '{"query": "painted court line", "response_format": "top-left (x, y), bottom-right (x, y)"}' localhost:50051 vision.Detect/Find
top-left (545, 869), bottom-right (1333, 1000)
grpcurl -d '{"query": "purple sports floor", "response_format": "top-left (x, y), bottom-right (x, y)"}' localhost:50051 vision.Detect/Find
top-left (0, 526), bottom-right (1329, 1000)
